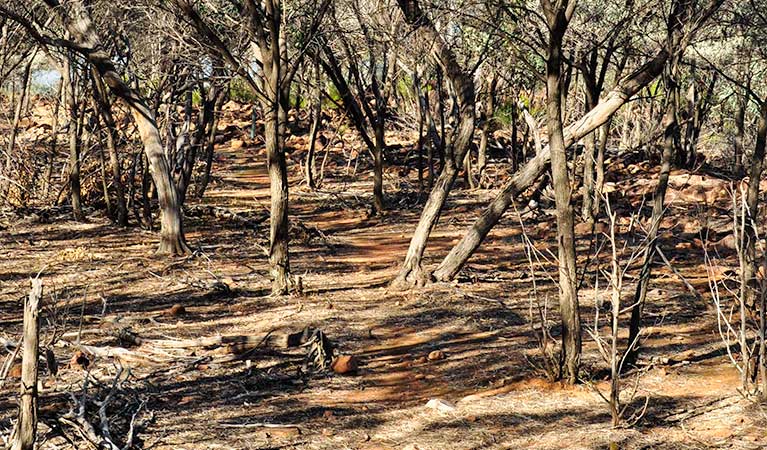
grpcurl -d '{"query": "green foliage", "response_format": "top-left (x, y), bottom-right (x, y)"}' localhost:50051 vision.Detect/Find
top-left (229, 78), bottom-right (258, 103)
top-left (494, 102), bottom-right (515, 127)
top-left (322, 83), bottom-right (342, 110)
top-left (192, 88), bottom-right (203, 107)
top-left (396, 75), bottom-right (414, 100)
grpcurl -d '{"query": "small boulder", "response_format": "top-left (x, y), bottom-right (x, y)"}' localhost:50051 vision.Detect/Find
top-left (427, 350), bottom-right (445, 361)
top-left (331, 355), bottom-right (359, 375)
top-left (167, 304), bottom-right (186, 316)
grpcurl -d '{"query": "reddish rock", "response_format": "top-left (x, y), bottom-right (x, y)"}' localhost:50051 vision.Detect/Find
top-left (332, 355), bottom-right (359, 375)
top-left (427, 350), bottom-right (445, 361)
top-left (168, 304), bottom-right (186, 316)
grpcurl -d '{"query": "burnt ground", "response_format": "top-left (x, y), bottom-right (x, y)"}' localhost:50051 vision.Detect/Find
top-left (1, 107), bottom-right (766, 449)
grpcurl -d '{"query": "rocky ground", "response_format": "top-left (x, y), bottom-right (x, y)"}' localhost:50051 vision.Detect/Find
top-left (0, 101), bottom-right (765, 449)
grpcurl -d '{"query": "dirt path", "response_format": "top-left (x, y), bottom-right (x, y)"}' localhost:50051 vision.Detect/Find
top-left (0, 138), bottom-right (765, 449)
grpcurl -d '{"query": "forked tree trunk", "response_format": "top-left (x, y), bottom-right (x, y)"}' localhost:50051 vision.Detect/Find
top-left (431, 45), bottom-right (673, 283)
top-left (249, 0), bottom-right (293, 295)
top-left (392, 0), bottom-right (476, 288)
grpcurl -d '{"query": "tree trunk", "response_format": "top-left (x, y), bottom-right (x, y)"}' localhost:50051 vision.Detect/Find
top-left (742, 100), bottom-right (767, 325)
top-left (734, 90), bottom-right (746, 178)
top-left (44, 0), bottom-right (189, 255)
top-left (2, 50), bottom-right (34, 200)
top-left (392, 0), bottom-right (476, 288)
top-left (43, 76), bottom-right (63, 199)
top-left (592, 119), bottom-right (611, 218)
top-left (64, 55), bottom-right (84, 221)
top-left (581, 128), bottom-right (597, 223)
top-left (625, 69), bottom-right (680, 367)
top-left (306, 60), bottom-right (322, 190)
top-left (543, 5), bottom-right (580, 383)
top-left (373, 119), bottom-right (385, 214)
top-left (477, 75), bottom-right (497, 177)
top-left (11, 279), bottom-right (42, 450)
top-left (511, 96), bottom-right (519, 171)
top-left (264, 102), bottom-right (291, 294)
top-left (91, 70), bottom-right (128, 226)
top-left (432, 41), bottom-right (673, 283)
top-left (197, 86), bottom-right (227, 199)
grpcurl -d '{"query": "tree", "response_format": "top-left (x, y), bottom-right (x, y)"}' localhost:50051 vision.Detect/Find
top-left (539, 0), bottom-right (580, 383)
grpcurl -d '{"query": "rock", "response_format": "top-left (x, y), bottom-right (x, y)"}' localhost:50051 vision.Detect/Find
top-left (332, 355), bottom-right (359, 375)
top-left (70, 351), bottom-right (91, 370)
top-left (167, 304), bottom-right (186, 316)
top-left (427, 350), bottom-right (445, 361)
top-left (425, 398), bottom-right (456, 413)
top-left (412, 356), bottom-right (427, 365)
